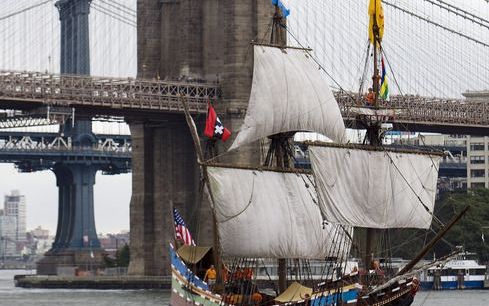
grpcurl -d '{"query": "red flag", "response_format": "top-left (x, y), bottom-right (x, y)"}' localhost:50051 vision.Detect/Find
top-left (204, 103), bottom-right (231, 142)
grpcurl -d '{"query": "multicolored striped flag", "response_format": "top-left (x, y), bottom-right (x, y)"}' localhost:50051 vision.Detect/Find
top-left (173, 208), bottom-right (195, 246)
top-left (380, 56), bottom-right (389, 101)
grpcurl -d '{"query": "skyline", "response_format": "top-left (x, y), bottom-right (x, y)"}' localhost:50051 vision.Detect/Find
top-left (0, 165), bottom-right (131, 234)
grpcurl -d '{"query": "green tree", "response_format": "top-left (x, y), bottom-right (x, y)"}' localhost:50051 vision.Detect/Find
top-left (103, 254), bottom-right (117, 268)
top-left (389, 189), bottom-right (489, 264)
top-left (433, 189), bottom-right (489, 264)
top-left (116, 244), bottom-right (130, 267)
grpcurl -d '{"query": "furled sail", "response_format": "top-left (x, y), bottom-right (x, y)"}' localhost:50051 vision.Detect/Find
top-left (207, 166), bottom-right (351, 259)
top-left (229, 45), bottom-right (346, 151)
top-left (309, 144), bottom-right (441, 229)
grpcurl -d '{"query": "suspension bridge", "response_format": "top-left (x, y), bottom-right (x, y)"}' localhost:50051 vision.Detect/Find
top-left (0, 0), bottom-right (488, 277)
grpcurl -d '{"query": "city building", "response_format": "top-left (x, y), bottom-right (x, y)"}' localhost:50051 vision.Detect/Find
top-left (3, 190), bottom-right (26, 242)
top-left (466, 136), bottom-right (489, 189)
top-left (0, 215), bottom-right (17, 258)
top-left (30, 226), bottom-right (50, 240)
top-left (99, 231), bottom-right (130, 257)
top-left (463, 91), bottom-right (489, 190)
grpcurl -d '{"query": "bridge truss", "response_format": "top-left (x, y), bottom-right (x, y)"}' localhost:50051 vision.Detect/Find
top-left (0, 70), bottom-right (488, 134)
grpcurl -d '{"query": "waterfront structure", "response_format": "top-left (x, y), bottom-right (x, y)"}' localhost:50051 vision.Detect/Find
top-left (3, 190), bottom-right (26, 242)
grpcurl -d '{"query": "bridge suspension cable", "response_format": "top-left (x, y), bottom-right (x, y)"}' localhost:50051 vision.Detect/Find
top-left (98, 0), bottom-right (136, 17)
top-left (383, 0), bottom-right (489, 48)
top-left (0, 0), bottom-right (53, 22)
top-left (422, 0), bottom-right (489, 28)
top-left (91, 2), bottom-right (136, 27)
top-left (283, 0), bottom-right (489, 99)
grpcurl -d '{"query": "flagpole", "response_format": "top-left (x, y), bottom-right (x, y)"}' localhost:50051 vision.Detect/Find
top-left (179, 94), bottom-right (205, 163)
top-left (179, 95), bottom-right (224, 292)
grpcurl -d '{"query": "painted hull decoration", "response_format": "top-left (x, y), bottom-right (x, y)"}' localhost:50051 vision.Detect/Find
top-left (170, 245), bottom-right (421, 306)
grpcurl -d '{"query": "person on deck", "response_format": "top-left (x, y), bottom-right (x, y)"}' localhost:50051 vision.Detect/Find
top-left (233, 267), bottom-right (244, 281)
top-left (370, 260), bottom-right (385, 285)
top-left (242, 267), bottom-right (254, 294)
top-left (204, 264), bottom-right (217, 288)
top-left (243, 267), bottom-right (253, 281)
top-left (222, 264), bottom-right (230, 283)
top-left (251, 291), bottom-right (263, 305)
top-left (366, 87), bottom-right (375, 106)
top-left (372, 260), bottom-right (385, 276)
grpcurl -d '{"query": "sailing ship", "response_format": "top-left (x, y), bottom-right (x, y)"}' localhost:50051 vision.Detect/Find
top-left (170, 1), bottom-right (466, 305)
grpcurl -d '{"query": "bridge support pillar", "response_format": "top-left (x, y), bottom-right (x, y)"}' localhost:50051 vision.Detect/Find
top-left (127, 117), bottom-right (212, 276)
top-left (37, 119), bottom-right (104, 275)
top-left (37, 162), bottom-right (103, 275)
top-left (129, 0), bottom-right (273, 276)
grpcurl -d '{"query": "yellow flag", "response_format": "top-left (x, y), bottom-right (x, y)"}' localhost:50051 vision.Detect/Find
top-left (369, 0), bottom-right (384, 44)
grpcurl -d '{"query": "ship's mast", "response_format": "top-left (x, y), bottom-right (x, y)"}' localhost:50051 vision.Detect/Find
top-left (267, 3), bottom-right (291, 294)
top-left (364, 0), bottom-right (382, 271)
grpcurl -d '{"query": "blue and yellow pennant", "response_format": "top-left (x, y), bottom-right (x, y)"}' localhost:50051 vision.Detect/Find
top-left (380, 56), bottom-right (389, 101)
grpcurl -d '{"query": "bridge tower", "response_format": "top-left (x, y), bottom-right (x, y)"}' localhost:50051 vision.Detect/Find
top-left (128, 0), bottom-right (273, 276)
top-left (37, 0), bottom-right (104, 275)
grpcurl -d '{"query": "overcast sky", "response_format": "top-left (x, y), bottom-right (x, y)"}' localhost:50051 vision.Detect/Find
top-left (0, 0), bottom-right (136, 234)
top-left (0, 0), bottom-right (488, 234)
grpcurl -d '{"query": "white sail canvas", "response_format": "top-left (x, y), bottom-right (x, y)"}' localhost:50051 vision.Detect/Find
top-left (310, 145), bottom-right (441, 229)
top-left (229, 45), bottom-right (346, 151)
top-left (207, 166), bottom-right (351, 259)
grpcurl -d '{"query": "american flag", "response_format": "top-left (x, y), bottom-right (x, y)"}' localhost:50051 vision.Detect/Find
top-left (173, 208), bottom-right (195, 246)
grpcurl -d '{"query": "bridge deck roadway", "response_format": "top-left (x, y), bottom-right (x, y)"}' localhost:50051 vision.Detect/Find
top-left (0, 131), bottom-right (131, 173)
top-left (0, 71), bottom-right (219, 115)
top-left (1, 71), bottom-right (488, 135)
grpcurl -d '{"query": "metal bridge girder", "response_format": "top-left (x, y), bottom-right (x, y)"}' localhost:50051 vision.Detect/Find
top-left (0, 70), bottom-right (220, 114)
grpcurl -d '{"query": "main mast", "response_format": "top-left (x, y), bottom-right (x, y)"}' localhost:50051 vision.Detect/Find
top-left (364, 0), bottom-right (383, 271)
top-left (267, 3), bottom-right (292, 294)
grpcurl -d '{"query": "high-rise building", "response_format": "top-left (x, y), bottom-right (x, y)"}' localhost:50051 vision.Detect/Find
top-left (4, 190), bottom-right (26, 242)
top-left (467, 136), bottom-right (489, 189)
top-left (0, 215), bottom-right (17, 258)
top-left (463, 91), bottom-right (489, 190)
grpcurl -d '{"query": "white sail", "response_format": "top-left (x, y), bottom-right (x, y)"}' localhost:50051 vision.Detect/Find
top-left (309, 145), bottom-right (441, 229)
top-left (207, 166), bottom-right (351, 259)
top-left (229, 45), bottom-right (346, 151)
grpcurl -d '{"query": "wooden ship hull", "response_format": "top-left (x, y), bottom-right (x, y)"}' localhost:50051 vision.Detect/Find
top-left (170, 245), bottom-right (418, 306)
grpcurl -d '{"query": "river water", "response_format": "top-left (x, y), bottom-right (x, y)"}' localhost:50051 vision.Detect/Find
top-left (0, 270), bottom-right (170, 305)
top-left (1, 270), bottom-right (488, 305)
